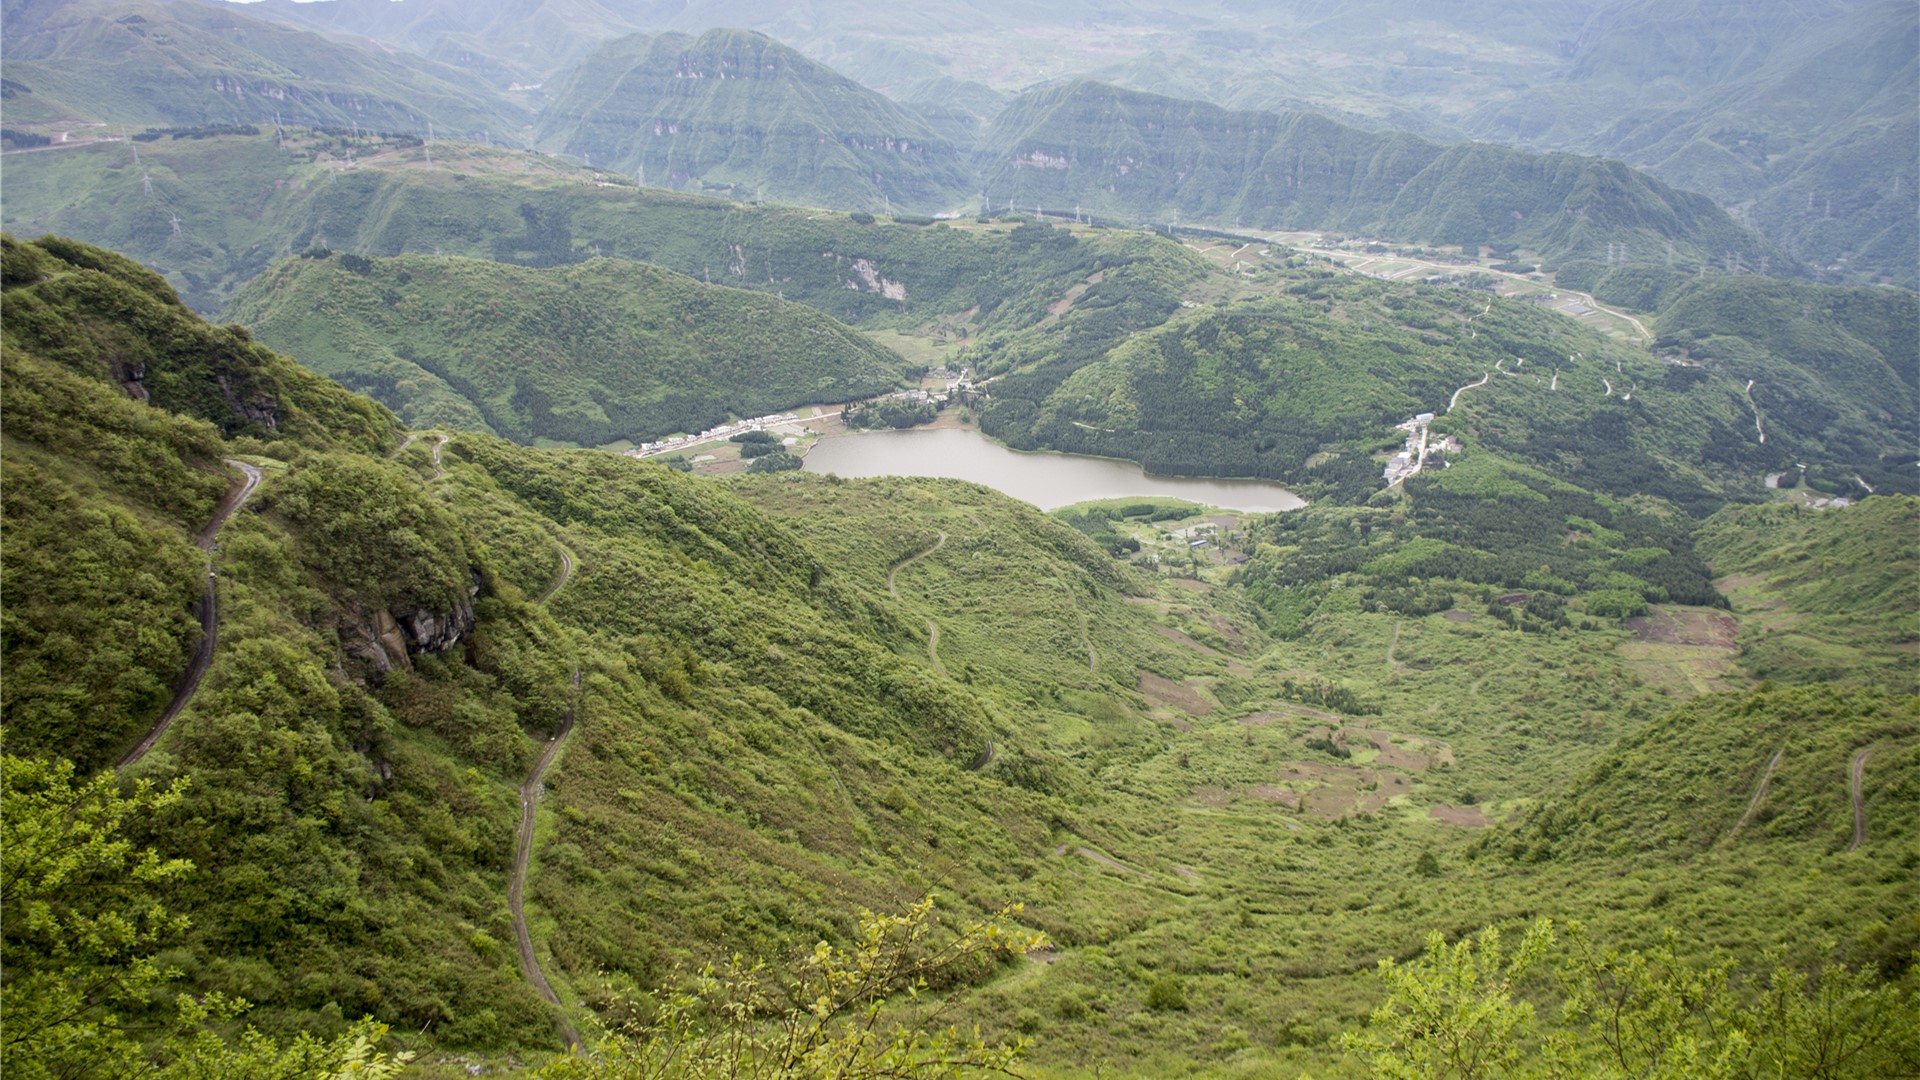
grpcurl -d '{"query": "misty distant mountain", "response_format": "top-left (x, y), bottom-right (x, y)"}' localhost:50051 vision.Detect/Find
top-left (0, 0), bottom-right (526, 136)
top-left (535, 29), bottom-right (974, 212)
top-left (978, 79), bottom-right (1780, 271)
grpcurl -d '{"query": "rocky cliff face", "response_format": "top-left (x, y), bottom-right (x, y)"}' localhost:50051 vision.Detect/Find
top-left (342, 582), bottom-right (478, 679)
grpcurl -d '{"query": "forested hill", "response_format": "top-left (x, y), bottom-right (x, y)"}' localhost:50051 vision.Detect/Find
top-left (224, 250), bottom-right (911, 444)
top-left (976, 79), bottom-right (1782, 272)
top-left (534, 29), bottom-right (974, 212)
top-left (0, 0), bottom-right (524, 136)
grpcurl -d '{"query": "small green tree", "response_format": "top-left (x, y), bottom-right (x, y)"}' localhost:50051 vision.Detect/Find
top-left (1342, 920), bottom-right (1555, 1080)
top-left (539, 896), bottom-right (1046, 1079)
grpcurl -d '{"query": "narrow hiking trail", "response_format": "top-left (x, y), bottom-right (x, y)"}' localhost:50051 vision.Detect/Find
top-left (1386, 621), bottom-right (1403, 669)
top-left (120, 459), bottom-right (263, 768)
top-left (1850, 748), bottom-right (1872, 851)
top-left (510, 534), bottom-right (582, 1048)
top-left (430, 434), bottom-right (449, 479)
top-left (1725, 746), bottom-right (1785, 846)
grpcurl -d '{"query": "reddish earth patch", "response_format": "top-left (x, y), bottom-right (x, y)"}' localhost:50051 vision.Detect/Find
top-left (1139, 671), bottom-right (1214, 717)
top-left (1443, 611), bottom-right (1473, 623)
top-left (1153, 624), bottom-right (1224, 657)
top-left (1191, 785), bottom-right (1232, 808)
top-left (1429, 804), bottom-right (1488, 827)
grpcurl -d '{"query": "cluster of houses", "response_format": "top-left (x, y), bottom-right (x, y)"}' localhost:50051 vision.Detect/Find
top-left (627, 412), bottom-right (802, 459)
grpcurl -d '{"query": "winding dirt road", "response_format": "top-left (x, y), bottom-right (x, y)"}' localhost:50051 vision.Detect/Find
top-left (510, 531), bottom-right (581, 1047)
top-left (1724, 746), bottom-right (1785, 847)
top-left (1849, 748), bottom-right (1871, 851)
top-left (888, 531), bottom-right (946, 598)
top-left (510, 666), bottom-right (580, 1050)
top-left (1448, 373), bottom-right (1490, 413)
top-left (119, 459), bottom-right (263, 768)
top-left (430, 435), bottom-right (449, 479)
top-left (535, 544), bottom-right (575, 606)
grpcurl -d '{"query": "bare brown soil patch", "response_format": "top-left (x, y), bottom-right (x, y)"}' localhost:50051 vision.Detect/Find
top-left (1205, 614), bottom-right (1246, 650)
top-left (1190, 785), bottom-right (1232, 808)
top-left (1074, 846), bottom-right (1146, 876)
top-left (1173, 865), bottom-right (1202, 879)
top-left (1443, 611), bottom-right (1473, 623)
top-left (1626, 607), bottom-right (1738, 648)
top-left (1239, 702), bottom-right (1346, 726)
top-left (1346, 728), bottom-right (1446, 772)
top-left (1152, 624), bottom-right (1224, 657)
top-left (1139, 671), bottom-right (1214, 717)
top-left (1247, 785), bottom-right (1301, 808)
top-left (1168, 578), bottom-right (1213, 594)
top-left (1713, 574), bottom-right (1766, 592)
top-left (1206, 514), bottom-right (1243, 530)
top-left (1429, 804), bottom-right (1488, 827)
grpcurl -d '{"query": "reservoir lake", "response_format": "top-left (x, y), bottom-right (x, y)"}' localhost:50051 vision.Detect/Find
top-left (802, 427), bottom-right (1306, 513)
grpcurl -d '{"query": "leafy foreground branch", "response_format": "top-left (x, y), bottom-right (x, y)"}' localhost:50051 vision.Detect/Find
top-left (0, 755), bottom-right (409, 1080)
top-left (1343, 919), bottom-right (1918, 1079)
top-left (539, 897), bottom-right (1048, 1080)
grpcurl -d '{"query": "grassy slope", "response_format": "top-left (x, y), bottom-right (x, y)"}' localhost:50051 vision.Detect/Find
top-left (1698, 497), bottom-right (1920, 687)
top-left (226, 252), bottom-right (912, 444)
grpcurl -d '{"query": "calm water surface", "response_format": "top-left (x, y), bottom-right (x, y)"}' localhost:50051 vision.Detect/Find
top-left (803, 427), bottom-right (1305, 512)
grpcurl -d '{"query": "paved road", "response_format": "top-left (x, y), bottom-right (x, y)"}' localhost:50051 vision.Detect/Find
top-left (120, 460), bottom-right (263, 768)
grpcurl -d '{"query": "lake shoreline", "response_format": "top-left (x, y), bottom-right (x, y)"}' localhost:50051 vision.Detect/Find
top-left (801, 426), bottom-right (1307, 513)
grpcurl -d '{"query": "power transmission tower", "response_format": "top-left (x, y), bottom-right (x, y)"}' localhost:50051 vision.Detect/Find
top-left (142, 171), bottom-right (153, 196)
top-left (169, 213), bottom-right (181, 236)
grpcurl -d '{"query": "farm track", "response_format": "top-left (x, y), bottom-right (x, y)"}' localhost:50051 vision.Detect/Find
top-left (119, 459), bottom-right (262, 768)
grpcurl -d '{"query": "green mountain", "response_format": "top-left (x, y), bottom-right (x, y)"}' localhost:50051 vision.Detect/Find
top-left (0, 128), bottom-right (1115, 321)
top-left (0, 0), bottom-right (526, 137)
top-left (5, 233), bottom-right (1916, 1076)
top-left (969, 250), bottom-right (1916, 513)
top-left (976, 80), bottom-right (1783, 272)
top-left (535, 29), bottom-right (974, 212)
top-left (1467, 0), bottom-right (1919, 288)
top-left (225, 251), bottom-right (911, 444)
